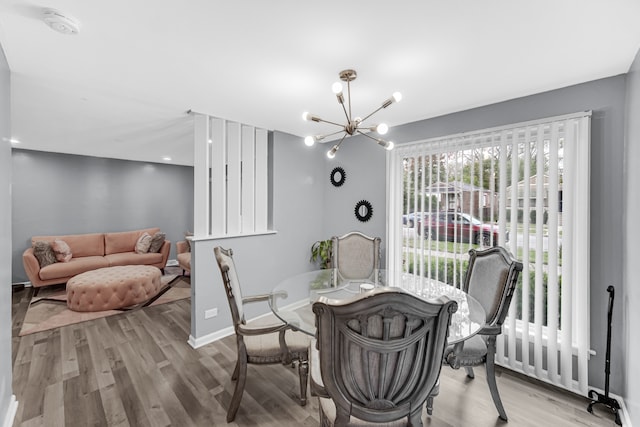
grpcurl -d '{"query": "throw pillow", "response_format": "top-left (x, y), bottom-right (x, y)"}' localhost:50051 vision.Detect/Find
top-left (148, 232), bottom-right (166, 253)
top-left (135, 232), bottom-right (152, 254)
top-left (51, 239), bottom-right (72, 262)
top-left (32, 241), bottom-right (57, 268)
top-left (185, 231), bottom-right (193, 252)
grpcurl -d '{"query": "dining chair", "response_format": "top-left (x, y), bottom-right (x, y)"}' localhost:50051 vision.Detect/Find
top-left (443, 246), bottom-right (523, 421)
top-left (214, 246), bottom-right (310, 422)
top-left (310, 287), bottom-right (458, 426)
top-left (331, 231), bottom-right (381, 283)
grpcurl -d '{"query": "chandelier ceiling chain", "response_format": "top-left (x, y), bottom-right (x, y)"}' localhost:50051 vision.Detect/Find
top-left (302, 69), bottom-right (402, 159)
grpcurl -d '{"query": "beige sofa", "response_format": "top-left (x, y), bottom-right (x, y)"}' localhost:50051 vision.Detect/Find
top-left (22, 227), bottom-right (170, 288)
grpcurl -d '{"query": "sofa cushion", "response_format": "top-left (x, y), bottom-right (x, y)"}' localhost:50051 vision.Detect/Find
top-left (149, 232), bottom-right (166, 253)
top-left (135, 232), bottom-right (152, 254)
top-left (32, 241), bottom-right (57, 268)
top-left (51, 239), bottom-right (72, 262)
top-left (105, 251), bottom-right (164, 267)
top-left (38, 256), bottom-right (110, 281)
top-left (104, 228), bottom-right (160, 255)
top-left (31, 233), bottom-right (105, 257)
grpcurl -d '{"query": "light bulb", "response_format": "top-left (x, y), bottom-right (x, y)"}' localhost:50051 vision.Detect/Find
top-left (332, 82), bottom-right (343, 94)
top-left (376, 123), bottom-right (389, 135)
top-left (376, 139), bottom-right (394, 150)
top-left (304, 136), bottom-right (315, 147)
top-left (302, 111), bottom-right (310, 121)
top-left (392, 92), bottom-right (402, 103)
top-left (327, 145), bottom-right (338, 159)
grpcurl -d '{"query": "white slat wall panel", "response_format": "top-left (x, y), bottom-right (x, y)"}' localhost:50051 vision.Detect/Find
top-left (241, 125), bottom-right (256, 233)
top-left (194, 114), bottom-right (210, 236)
top-left (226, 122), bottom-right (242, 235)
top-left (210, 118), bottom-right (226, 235)
top-left (255, 128), bottom-right (269, 232)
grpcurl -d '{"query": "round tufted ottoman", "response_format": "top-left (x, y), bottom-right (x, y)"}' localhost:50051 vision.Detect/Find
top-left (66, 265), bottom-right (162, 312)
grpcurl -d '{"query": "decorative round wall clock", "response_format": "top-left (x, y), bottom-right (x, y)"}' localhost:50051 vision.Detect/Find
top-left (330, 167), bottom-right (346, 187)
top-left (354, 200), bottom-right (373, 222)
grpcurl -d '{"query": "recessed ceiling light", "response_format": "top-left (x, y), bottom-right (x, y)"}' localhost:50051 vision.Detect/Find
top-left (10, 138), bottom-right (20, 144)
top-left (43, 9), bottom-right (80, 35)
top-left (162, 156), bottom-right (172, 162)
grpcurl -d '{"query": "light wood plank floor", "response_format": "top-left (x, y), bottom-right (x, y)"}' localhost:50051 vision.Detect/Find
top-left (11, 284), bottom-right (618, 427)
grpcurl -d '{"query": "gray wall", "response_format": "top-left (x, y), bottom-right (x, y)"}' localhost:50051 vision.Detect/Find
top-left (0, 44), bottom-right (15, 424)
top-left (320, 136), bottom-right (388, 263)
top-left (624, 48), bottom-right (640, 424)
top-left (319, 76), bottom-right (627, 395)
top-left (11, 149), bottom-right (194, 283)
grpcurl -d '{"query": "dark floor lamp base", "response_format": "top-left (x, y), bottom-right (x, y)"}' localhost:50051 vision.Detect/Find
top-left (587, 285), bottom-right (622, 426)
top-left (587, 390), bottom-right (621, 425)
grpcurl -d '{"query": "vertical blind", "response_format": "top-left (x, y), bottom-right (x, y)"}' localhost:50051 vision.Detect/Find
top-left (387, 112), bottom-right (591, 395)
top-left (193, 114), bottom-right (269, 237)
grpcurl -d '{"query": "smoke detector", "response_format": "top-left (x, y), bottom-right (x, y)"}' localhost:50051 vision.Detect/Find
top-left (43, 9), bottom-right (80, 35)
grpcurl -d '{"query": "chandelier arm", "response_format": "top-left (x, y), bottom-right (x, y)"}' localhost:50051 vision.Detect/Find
top-left (335, 133), bottom-right (348, 149)
top-left (316, 129), bottom-right (346, 142)
top-left (313, 117), bottom-right (348, 128)
top-left (340, 101), bottom-right (350, 123)
top-left (356, 130), bottom-right (385, 144)
top-left (359, 104), bottom-right (386, 124)
top-left (347, 79), bottom-right (353, 121)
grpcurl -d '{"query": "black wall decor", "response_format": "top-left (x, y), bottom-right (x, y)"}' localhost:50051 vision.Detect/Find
top-left (330, 167), bottom-right (346, 187)
top-left (354, 200), bottom-right (373, 222)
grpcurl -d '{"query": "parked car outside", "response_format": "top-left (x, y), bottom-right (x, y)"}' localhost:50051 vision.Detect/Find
top-left (416, 211), bottom-right (507, 246)
top-left (402, 212), bottom-right (431, 228)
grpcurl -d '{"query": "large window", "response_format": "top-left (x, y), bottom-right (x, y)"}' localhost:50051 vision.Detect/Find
top-left (387, 112), bottom-right (591, 394)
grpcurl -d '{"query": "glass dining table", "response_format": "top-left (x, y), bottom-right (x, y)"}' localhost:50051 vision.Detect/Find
top-left (269, 269), bottom-right (486, 344)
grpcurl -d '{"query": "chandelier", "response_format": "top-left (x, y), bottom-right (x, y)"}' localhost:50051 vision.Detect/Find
top-left (302, 69), bottom-right (402, 158)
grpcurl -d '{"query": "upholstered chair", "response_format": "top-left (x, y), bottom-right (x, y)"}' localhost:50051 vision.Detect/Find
top-left (331, 231), bottom-right (381, 284)
top-left (214, 246), bottom-right (310, 422)
top-left (443, 246), bottom-right (523, 421)
top-left (310, 288), bottom-right (457, 426)
top-left (176, 240), bottom-right (191, 276)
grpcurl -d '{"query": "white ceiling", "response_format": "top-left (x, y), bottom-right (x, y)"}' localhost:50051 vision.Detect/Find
top-left (1, 1), bottom-right (640, 166)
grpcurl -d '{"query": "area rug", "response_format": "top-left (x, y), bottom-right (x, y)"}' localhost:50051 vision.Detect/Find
top-left (19, 273), bottom-right (190, 336)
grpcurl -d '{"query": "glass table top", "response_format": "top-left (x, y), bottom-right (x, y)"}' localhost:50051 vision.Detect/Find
top-left (269, 269), bottom-right (486, 344)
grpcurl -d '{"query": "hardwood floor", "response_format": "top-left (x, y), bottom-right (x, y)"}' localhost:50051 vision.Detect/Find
top-left (11, 285), bottom-right (617, 426)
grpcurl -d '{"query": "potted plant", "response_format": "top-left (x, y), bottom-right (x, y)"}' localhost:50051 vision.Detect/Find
top-left (310, 239), bottom-right (332, 269)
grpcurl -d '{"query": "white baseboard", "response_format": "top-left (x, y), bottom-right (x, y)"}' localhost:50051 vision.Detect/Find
top-left (2, 395), bottom-right (18, 427)
top-left (188, 326), bottom-right (234, 349)
top-left (618, 395), bottom-right (632, 427)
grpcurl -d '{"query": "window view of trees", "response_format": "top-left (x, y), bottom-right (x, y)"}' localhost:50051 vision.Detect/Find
top-left (401, 136), bottom-right (563, 328)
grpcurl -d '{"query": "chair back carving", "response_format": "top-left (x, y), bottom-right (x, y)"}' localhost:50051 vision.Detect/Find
top-left (214, 246), bottom-right (246, 328)
top-left (313, 288), bottom-right (457, 424)
top-left (331, 231), bottom-right (381, 281)
top-left (463, 247), bottom-right (523, 328)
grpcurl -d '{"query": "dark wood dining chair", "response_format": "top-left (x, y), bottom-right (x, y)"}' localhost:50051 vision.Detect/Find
top-left (310, 287), bottom-right (458, 426)
top-left (331, 231), bottom-right (381, 283)
top-left (214, 246), bottom-right (310, 422)
top-left (443, 246), bottom-right (523, 421)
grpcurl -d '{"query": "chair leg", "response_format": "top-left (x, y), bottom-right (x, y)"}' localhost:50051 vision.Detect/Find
top-left (408, 407), bottom-right (423, 426)
top-left (465, 366), bottom-right (475, 379)
top-left (298, 358), bottom-right (308, 406)
top-left (485, 337), bottom-right (507, 421)
top-left (231, 360), bottom-right (240, 381)
top-left (227, 358), bottom-right (247, 422)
